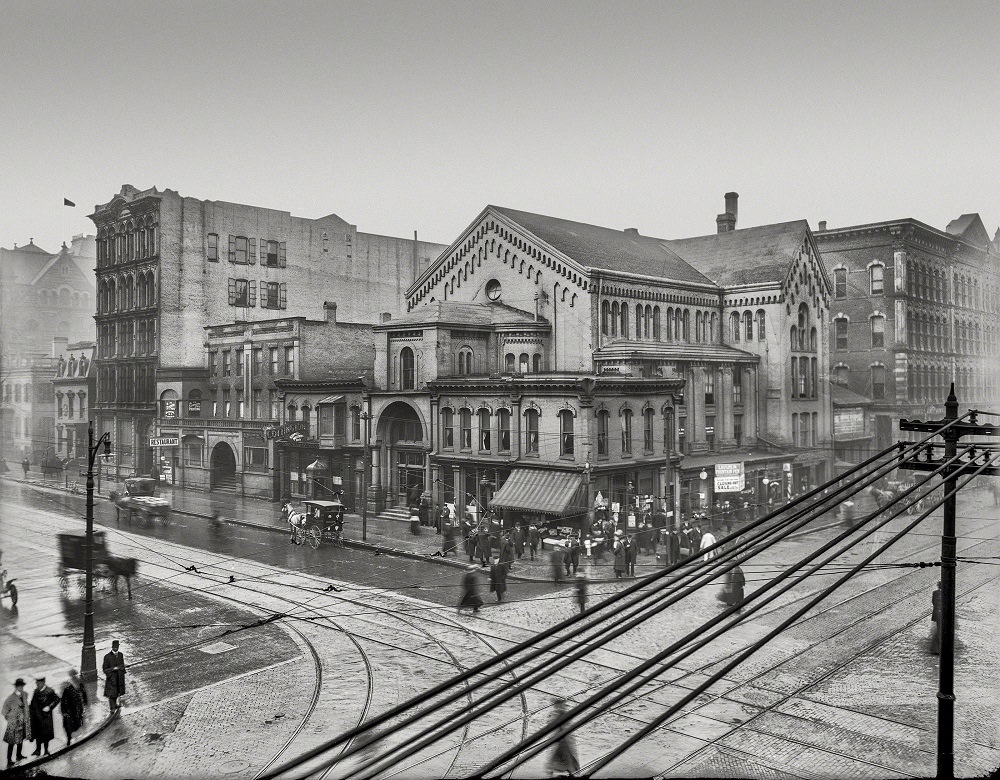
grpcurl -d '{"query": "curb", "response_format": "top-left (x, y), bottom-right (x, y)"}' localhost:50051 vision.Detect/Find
top-left (4, 706), bottom-right (120, 776)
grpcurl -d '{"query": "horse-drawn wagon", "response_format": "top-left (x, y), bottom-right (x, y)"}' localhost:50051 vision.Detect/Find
top-left (110, 477), bottom-right (170, 526)
top-left (58, 531), bottom-right (138, 599)
top-left (283, 498), bottom-right (347, 549)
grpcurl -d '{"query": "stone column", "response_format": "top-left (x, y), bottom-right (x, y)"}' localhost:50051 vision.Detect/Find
top-left (719, 367), bottom-right (736, 449)
top-left (688, 367), bottom-right (707, 453)
top-left (742, 367), bottom-right (758, 446)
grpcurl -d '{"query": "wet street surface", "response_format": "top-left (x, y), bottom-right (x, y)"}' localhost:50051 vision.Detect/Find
top-left (1, 477), bottom-right (998, 778)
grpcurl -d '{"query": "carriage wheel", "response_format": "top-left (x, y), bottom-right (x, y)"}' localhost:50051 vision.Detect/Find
top-left (306, 525), bottom-right (322, 549)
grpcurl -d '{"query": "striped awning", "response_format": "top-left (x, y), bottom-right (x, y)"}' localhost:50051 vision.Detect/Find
top-left (317, 395), bottom-right (344, 405)
top-left (489, 468), bottom-right (584, 516)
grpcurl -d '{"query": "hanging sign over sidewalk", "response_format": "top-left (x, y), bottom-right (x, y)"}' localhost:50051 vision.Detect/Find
top-left (714, 462), bottom-right (745, 492)
top-left (149, 437), bottom-right (180, 447)
top-left (264, 421), bottom-right (309, 440)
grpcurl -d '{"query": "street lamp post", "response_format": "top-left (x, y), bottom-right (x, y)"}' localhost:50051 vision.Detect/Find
top-left (360, 408), bottom-right (372, 542)
top-left (83, 420), bottom-right (111, 687)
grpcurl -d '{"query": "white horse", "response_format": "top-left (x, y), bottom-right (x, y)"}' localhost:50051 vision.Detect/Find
top-left (283, 502), bottom-right (308, 543)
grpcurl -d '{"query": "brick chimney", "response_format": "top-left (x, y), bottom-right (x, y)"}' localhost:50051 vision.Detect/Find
top-left (716, 192), bottom-right (738, 233)
top-left (380, 312), bottom-right (392, 323)
top-left (323, 301), bottom-right (337, 323)
top-left (818, 220), bottom-right (827, 232)
top-left (624, 227), bottom-right (640, 236)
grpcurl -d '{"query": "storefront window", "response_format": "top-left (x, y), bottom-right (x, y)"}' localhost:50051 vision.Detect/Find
top-left (244, 447), bottom-right (267, 473)
top-left (182, 436), bottom-right (202, 466)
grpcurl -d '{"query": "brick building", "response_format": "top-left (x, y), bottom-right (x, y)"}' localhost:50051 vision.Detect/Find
top-left (816, 214), bottom-right (1000, 452)
top-left (152, 303), bottom-right (373, 499)
top-left (2, 346), bottom-right (57, 466)
top-left (89, 184), bottom-right (446, 482)
top-left (52, 340), bottom-right (96, 463)
top-left (362, 195), bottom-right (832, 530)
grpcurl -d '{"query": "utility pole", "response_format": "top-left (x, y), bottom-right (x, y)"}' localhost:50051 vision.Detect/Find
top-left (898, 384), bottom-right (998, 780)
top-left (83, 420), bottom-right (112, 687)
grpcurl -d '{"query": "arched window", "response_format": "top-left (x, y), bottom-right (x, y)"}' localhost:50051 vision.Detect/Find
top-left (666, 308), bottom-right (673, 340)
top-left (675, 308), bottom-right (682, 341)
top-left (524, 408), bottom-right (539, 453)
top-left (870, 264), bottom-right (884, 295)
top-left (457, 346), bottom-right (474, 375)
top-left (682, 310), bottom-right (690, 341)
top-left (730, 311), bottom-right (740, 342)
top-left (497, 409), bottom-right (511, 452)
top-left (519, 352), bottom-right (529, 374)
top-left (835, 317), bottom-right (848, 350)
top-left (756, 310), bottom-right (765, 340)
top-left (871, 365), bottom-right (886, 400)
top-left (441, 408), bottom-right (454, 448)
top-left (696, 311), bottom-right (704, 342)
top-left (620, 303), bottom-right (629, 338)
top-left (643, 407), bottom-right (655, 452)
top-left (504, 353), bottom-right (516, 373)
top-left (743, 311), bottom-right (753, 341)
top-left (620, 408), bottom-right (633, 455)
top-left (597, 409), bottom-right (610, 456)
top-left (532, 353), bottom-right (541, 373)
top-left (710, 312), bottom-right (718, 342)
top-left (790, 325), bottom-right (798, 350)
top-left (559, 409), bottom-right (574, 456)
top-left (601, 300), bottom-right (610, 335)
top-left (188, 389), bottom-right (202, 418)
top-left (478, 409), bottom-right (491, 451)
top-left (871, 316), bottom-right (885, 348)
top-left (834, 268), bottom-right (847, 298)
top-left (810, 326), bottom-right (817, 352)
top-left (653, 307), bottom-right (661, 340)
top-left (459, 408), bottom-right (472, 449)
top-left (611, 302), bottom-right (619, 336)
top-left (400, 347), bottom-right (415, 389)
top-left (644, 305), bottom-right (652, 339)
top-left (635, 306), bottom-right (643, 339)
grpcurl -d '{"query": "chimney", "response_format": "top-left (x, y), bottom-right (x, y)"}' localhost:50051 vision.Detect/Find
top-left (323, 301), bottom-right (337, 323)
top-left (380, 312), bottom-right (392, 323)
top-left (716, 191), bottom-right (738, 233)
top-left (818, 220), bottom-right (827, 232)
top-left (624, 227), bottom-right (640, 236)
top-left (52, 336), bottom-right (68, 357)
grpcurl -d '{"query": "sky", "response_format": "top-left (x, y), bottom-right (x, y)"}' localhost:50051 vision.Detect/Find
top-left (2, 0), bottom-right (999, 253)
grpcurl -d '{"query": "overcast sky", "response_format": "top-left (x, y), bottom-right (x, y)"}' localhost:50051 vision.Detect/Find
top-left (2, 0), bottom-right (998, 253)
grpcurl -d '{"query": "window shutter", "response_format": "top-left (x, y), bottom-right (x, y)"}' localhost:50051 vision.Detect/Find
top-left (248, 237), bottom-right (256, 265)
top-left (248, 280), bottom-right (257, 307)
top-left (279, 283), bottom-right (287, 310)
top-left (260, 280), bottom-right (267, 308)
top-left (228, 278), bottom-right (236, 305)
top-left (260, 238), bottom-right (267, 264)
top-left (229, 235), bottom-right (235, 263)
top-left (279, 242), bottom-right (287, 268)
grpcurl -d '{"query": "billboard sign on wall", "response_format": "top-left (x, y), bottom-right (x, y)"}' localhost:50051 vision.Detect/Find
top-left (714, 462), bottom-right (745, 492)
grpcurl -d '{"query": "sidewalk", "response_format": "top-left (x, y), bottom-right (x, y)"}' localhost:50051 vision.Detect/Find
top-left (1, 471), bottom-right (843, 584)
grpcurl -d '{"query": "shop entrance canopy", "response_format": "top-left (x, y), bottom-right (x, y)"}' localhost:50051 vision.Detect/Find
top-left (489, 468), bottom-right (584, 516)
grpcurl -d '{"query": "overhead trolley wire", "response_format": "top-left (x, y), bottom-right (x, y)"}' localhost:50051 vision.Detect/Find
top-left (333, 444), bottom-right (968, 780)
top-left (255, 428), bottom-right (958, 780)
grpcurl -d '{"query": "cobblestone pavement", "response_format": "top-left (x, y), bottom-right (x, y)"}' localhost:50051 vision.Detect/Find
top-left (5, 477), bottom-right (999, 779)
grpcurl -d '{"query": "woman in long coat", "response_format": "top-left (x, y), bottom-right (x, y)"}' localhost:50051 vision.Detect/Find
top-left (60, 671), bottom-right (88, 745)
top-left (3, 679), bottom-right (30, 766)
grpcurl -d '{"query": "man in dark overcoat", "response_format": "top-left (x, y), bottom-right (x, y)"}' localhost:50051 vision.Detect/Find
top-left (474, 521), bottom-right (492, 566)
top-left (462, 516), bottom-right (475, 562)
top-left (102, 640), bottom-right (126, 711)
top-left (665, 529), bottom-right (681, 566)
top-left (566, 534), bottom-right (581, 575)
top-left (527, 523), bottom-right (541, 561)
top-left (488, 557), bottom-right (508, 602)
top-left (724, 564), bottom-right (746, 611)
top-left (930, 580), bottom-right (942, 655)
top-left (511, 524), bottom-right (526, 560)
top-left (626, 533), bottom-right (638, 577)
top-left (28, 677), bottom-right (59, 756)
top-left (499, 532), bottom-right (516, 572)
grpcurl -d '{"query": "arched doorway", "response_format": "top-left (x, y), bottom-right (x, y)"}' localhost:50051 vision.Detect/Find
top-left (210, 442), bottom-right (238, 490)
top-left (376, 401), bottom-right (425, 508)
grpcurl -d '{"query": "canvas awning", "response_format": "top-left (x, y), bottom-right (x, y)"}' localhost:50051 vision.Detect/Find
top-left (489, 468), bottom-right (584, 516)
top-left (316, 395), bottom-right (344, 405)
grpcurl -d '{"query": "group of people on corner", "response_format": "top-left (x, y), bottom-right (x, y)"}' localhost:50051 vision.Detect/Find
top-left (2, 640), bottom-right (126, 768)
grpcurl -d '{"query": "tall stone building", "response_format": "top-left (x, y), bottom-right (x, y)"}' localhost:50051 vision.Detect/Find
top-left (816, 214), bottom-right (1000, 453)
top-left (88, 184), bottom-right (447, 479)
top-left (353, 194), bottom-right (832, 529)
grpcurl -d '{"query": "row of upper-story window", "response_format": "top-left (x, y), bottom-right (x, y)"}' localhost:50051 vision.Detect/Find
top-left (98, 319), bottom-right (157, 359)
top-left (833, 315), bottom-right (886, 350)
top-left (32, 288), bottom-right (91, 309)
top-left (790, 357), bottom-right (819, 400)
top-left (209, 346), bottom-right (295, 378)
top-left (834, 261), bottom-right (1000, 313)
top-left (96, 219), bottom-right (158, 268)
top-left (790, 412), bottom-right (820, 448)
top-left (227, 278), bottom-right (287, 309)
top-left (1, 383), bottom-right (51, 403)
top-left (97, 272), bottom-right (157, 314)
top-left (97, 364), bottom-right (156, 403)
top-left (833, 311), bottom-right (998, 355)
top-left (832, 364), bottom-right (889, 400)
top-left (207, 234), bottom-right (287, 267)
top-left (55, 391), bottom-right (86, 419)
top-left (601, 301), bottom-right (772, 346)
top-left (159, 388), bottom-right (283, 421)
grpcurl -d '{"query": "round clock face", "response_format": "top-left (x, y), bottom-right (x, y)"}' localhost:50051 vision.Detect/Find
top-left (485, 279), bottom-right (502, 301)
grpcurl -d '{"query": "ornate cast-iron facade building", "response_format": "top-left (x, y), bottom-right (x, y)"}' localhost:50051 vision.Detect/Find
top-left (816, 213), bottom-right (1000, 453)
top-left (89, 184), bottom-right (446, 484)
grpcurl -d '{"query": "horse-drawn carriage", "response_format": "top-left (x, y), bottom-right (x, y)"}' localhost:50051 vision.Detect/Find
top-left (284, 498), bottom-right (347, 549)
top-left (110, 477), bottom-right (170, 526)
top-left (58, 531), bottom-right (138, 599)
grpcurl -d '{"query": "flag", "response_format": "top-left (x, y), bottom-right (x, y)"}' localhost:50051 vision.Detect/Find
top-left (63, 198), bottom-right (75, 207)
